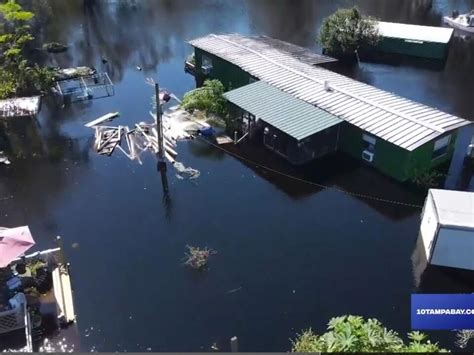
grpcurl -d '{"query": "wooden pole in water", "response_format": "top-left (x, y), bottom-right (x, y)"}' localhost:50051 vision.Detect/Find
top-left (155, 82), bottom-right (166, 172)
top-left (56, 235), bottom-right (66, 265)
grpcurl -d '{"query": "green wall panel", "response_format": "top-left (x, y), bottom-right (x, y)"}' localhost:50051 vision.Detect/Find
top-left (376, 38), bottom-right (448, 60)
top-left (195, 48), bottom-right (252, 90)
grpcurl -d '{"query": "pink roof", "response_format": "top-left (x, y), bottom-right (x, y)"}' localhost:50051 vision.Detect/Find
top-left (0, 226), bottom-right (36, 267)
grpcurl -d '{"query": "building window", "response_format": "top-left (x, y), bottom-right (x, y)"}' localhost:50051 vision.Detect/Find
top-left (363, 133), bottom-right (376, 152)
top-left (432, 135), bottom-right (451, 160)
top-left (202, 55), bottom-right (212, 67)
top-left (201, 55), bottom-right (213, 74)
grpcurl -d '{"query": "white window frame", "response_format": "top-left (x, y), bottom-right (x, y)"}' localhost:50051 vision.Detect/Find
top-left (362, 133), bottom-right (376, 153)
top-left (363, 134), bottom-right (377, 146)
top-left (432, 134), bottom-right (451, 160)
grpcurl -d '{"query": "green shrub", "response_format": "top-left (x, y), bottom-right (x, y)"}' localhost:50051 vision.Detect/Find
top-left (320, 7), bottom-right (380, 58)
top-left (291, 315), bottom-right (448, 352)
top-left (181, 79), bottom-right (228, 117)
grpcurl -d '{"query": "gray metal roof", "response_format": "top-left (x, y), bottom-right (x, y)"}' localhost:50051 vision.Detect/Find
top-left (429, 189), bottom-right (474, 229)
top-left (377, 21), bottom-right (454, 44)
top-left (242, 36), bottom-right (338, 65)
top-left (189, 34), bottom-right (472, 151)
top-left (224, 81), bottom-right (342, 141)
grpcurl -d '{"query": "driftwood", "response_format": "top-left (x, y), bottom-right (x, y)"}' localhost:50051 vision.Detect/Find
top-left (94, 126), bottom-right (122, 156)
top-left (85, 112), bottom-right (119, 128)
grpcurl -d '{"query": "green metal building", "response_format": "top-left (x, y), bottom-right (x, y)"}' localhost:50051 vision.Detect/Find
top-left (188, 34), bottom-right (472, 182)
top-left (375, 21), bottom-right (454, 60)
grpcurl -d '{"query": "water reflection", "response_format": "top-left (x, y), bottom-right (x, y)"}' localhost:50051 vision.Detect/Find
top-left (158, 163), bottom-right (173, 221)
top-left (31, 0), bottom-right (244, 83)
top-left (213, 139), bottom-right (423, 220)
top-left (412, 234), bottom-right (474, 293)
top-left (2, 0), bottom-right (474, 352)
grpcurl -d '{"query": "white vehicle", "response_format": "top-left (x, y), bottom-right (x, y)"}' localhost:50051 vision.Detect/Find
top-left (443, 10), bottom-right (474, 33)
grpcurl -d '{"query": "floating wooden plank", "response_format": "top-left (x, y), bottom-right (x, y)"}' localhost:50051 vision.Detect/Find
top-left (165, 145), bottom-right (178, 156)
top-left (164, 135), bottom-right (177, 147)
top-left (52, 265), bottom-right (76, 324)
top-left (216, 135), bottom-right (234, 145)
top-left (85, 112), bottom-right (119, 128)
top-left (165, 151), bottom-right (176, 164)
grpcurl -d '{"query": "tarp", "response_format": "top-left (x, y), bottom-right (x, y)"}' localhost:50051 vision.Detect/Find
top-left (0, 226), bottom-right (35, 267)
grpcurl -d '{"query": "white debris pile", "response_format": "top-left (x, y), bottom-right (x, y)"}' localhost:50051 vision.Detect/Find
top-left (87, 117), bottom-right (177, 165)
top-left (0, 151), bottom-right (11, 165)
top-left (174, 162), bottom-right (200, 180)
top-left (160, 106), bottom-right (208, 141)
top-left (85, 109), bottom-right (201, 179)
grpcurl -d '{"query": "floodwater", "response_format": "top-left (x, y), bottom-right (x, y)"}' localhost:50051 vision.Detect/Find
top-left (1, 0), bottom-right (474, 352)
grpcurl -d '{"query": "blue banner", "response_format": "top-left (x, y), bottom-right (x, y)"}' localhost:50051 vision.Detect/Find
top-left (411, 294), bottom-right (474, 330)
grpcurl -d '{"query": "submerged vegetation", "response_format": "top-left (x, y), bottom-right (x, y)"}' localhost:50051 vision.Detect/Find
top-left (0, 0), bottom-right (54, 99)
top-left (411, 169), bottom-right (443, 189)
top-left (42, 42), bottom-right (68, 53)
top-left (319, 7), bottom-right (380, 60)
top-left (291, 315), bottom-right (447, 353)
top-left (181, 79), bottom-right (228, 117)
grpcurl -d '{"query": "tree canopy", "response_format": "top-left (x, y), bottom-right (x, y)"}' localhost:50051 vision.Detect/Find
top-left (291, 315), bottom-right (448, 352)
top-left (0, 0), bottom-right (53, 99)
top-left (319, 7), bottom-right (380, 59)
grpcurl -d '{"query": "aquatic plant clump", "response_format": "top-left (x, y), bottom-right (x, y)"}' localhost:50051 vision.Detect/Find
top-left (42, 42), bottom-right (68, 53)
top-left (183, 245), bottom-right (217, 269)
top-left (291, 315), bottom-right (448, 352)
top-left (456, 330), bottom-right (474, 349)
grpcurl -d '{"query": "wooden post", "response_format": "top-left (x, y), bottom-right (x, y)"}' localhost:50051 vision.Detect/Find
top-left (155, 83), bottom-right (166, 172)
top-left (56, 235), bottom-right (66, 265)
top-left (230, 336), bottom-right (238, 352)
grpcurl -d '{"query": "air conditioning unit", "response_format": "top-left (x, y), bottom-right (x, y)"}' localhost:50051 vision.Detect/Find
top-left (362, 150), bottom-right (375, 163)
top-left (201, 64), bottom-right (213, 75)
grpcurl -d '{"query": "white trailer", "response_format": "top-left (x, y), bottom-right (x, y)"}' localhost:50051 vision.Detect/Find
top-left (419, 189), bottom-right (474, 271)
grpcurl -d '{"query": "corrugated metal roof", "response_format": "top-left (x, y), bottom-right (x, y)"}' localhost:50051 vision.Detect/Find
top-left (244, 36), bottom-right (338, 65)
top-left (377, 21), bottom-right (454, 44)
top-left (188, 34), bottom-right (471, 151)
top-left (0, 96), bottom-right (41, 119)
top-left (429, 189), bottom-right (474, 229)
top-left (224, 81), bottom-right (343, 141)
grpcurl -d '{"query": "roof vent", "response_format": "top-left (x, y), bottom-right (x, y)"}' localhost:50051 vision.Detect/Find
top-left (324, 80), bottom-right (331, 92)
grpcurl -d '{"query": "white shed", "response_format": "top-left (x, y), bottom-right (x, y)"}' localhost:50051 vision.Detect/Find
top-left (419, 189), bottom-right (474, 271)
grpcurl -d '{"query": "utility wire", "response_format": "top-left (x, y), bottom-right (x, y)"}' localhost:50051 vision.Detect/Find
top-left (197, 136), bottom-right (424, 209)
